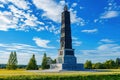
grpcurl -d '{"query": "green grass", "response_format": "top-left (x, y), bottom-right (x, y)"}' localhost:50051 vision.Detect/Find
top-left (0, 69), bottom-right (120, 80)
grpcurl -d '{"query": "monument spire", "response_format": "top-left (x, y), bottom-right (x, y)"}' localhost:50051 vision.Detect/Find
top-left (64, 5), bottom-right (68, 11)
top-left (60, 5), bottom-right (72, 51)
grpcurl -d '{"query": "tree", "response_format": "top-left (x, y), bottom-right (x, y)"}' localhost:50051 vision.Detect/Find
top-left (84, 60), bottom-right (92, 69)
top-left (47, 57), bottom-right (53, 65)
top-left (41, 53), bottom-right (57, 69)
top-left (116, 58), bottom-right (120, 68)
top-left (41, 53), bottom-right (49, 69)
top-left (92, 62), bottom-right (105, 69)
top-left (6, 51), bottom-right (18, 70)
top-left (52, 59), bottom-right (56, 64)
top-left (26, 54), bottom-right (38, 70)
top-left (104, 60), bottom-right (116, 69)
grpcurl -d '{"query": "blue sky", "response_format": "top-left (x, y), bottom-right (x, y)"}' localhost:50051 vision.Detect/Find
top-left (0, 0), bottom-right (120, 65)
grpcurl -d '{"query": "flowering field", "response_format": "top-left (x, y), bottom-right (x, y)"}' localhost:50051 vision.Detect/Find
top-left (0, 69), bottom-right (120, 80)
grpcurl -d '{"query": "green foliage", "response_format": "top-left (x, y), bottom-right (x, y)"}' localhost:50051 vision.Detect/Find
top-left (86, 58), bottom-right (120, 69)
top-left (41, 53), bottom-right (50, 69)
top-left (52, 59), bottom-right (56, 64)
top-left (26, 54), bottom-right (38, 70)
top-left (41, 53), bottom-right (56, 69)
top-left (6, 51), bottom-right (18, 70)
top-left (116, 58), bottom-right (120, 68)
top-left (84, 60), bottom-right (92, 69)
top-left (92, 63), bottom-right (105, 69)
top-left (104, 60), bottom-right (116, 69)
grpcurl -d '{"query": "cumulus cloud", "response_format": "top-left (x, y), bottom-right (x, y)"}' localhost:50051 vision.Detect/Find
top-left (0, 0), bottom-right (85, 32)
top-left (33, 37), bottom-right (55, 49)
top-left (81, 29), bottom-right (98, 33)
top-left (33, 0), bottom-right (62, 22)
top-left (33, 0), bottom-right (85, 26)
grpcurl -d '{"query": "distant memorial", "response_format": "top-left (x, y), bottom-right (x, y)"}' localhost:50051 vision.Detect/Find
top-left (50, 5), bottom-right (84, 71)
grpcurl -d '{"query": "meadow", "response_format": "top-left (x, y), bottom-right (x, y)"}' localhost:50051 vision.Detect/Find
top-left (0, 69), bottom-right (120, 80)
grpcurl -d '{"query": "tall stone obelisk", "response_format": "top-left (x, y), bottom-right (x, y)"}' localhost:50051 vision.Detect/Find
top-left (50, 5), bottom-right (83, 71)
top-left (57, 5), bottom-right (76, 64)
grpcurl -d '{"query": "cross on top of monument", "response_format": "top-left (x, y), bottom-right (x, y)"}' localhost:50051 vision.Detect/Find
top-left (64, 5), bottom-right (68, 11)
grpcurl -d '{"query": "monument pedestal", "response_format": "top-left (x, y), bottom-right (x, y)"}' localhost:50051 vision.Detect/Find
top-left (50, 63), bottom-right (84, 71)
top-left (50, 55), bottom-right (84, 71)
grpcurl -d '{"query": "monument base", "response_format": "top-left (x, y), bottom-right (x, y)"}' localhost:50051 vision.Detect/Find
top-left (50, 63), bottom-right (84, 71)
top-left (51, 54), bottom-right (84, 71)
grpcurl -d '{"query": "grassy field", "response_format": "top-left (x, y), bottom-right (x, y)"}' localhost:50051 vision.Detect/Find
top-left (0, 69), bottom-right (120, 80)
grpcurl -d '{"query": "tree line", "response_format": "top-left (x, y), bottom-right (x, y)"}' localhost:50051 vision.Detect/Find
top-left (5, 51), bottom-right (120, 70)
top-left (6, 51), bottom-right (56, 70)
top-left (84, 58), bottom-right (120, 69)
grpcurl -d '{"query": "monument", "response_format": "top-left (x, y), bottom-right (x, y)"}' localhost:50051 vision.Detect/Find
top-left (50, 5), bottom-right (84, 71)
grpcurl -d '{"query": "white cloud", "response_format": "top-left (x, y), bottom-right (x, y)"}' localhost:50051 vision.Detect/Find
top-left (72, 36), bottom-right (82, 46)
top-left (33, 37), bottom-right (55, 49)
top-left (59, 0), bottom-right (65, 6)
top-left (24, 19), bottom-right (37, 27)
top-left (33, 0), bottom-right (85, 26)
top-left (94, 19), bottom-right (98, 23)
top-left (0, 4), bottom-right (45, 31)
top-left (100, 0), bottom-right (120, 19)
top-left (97, 44), bottom-right (119, 51)
top-left (33, 0), bottom-right (62, 22)
top-left (100, 39), bottom-right (114, 43)
top-left (70, 11), bottom-right (85, 26)
top-left (100, 11), bottom-right (119, 19)
top-left (73, 41), bottom-right (82, 46)
top-left (80, 6), bottom-right (84, 10)
top-left (0, 43), bottom-right (45, 52)
top-left (0, 0), bottom-right (30, 9)
top-left (72, 3), bottom-right (77, 7)
top-left (36, 21), bottom-right (45, 25)
top-left (0, 4), bottom-right (4, 8)
top-left (78, 43), bottom-right (120, 63)
top-left (0, 43), bottom-right (45, 65)
top-left (0, 11), bottom-right (17, 31)
top-left (8, 0), bottom-right (30, 10)
top-left (81, 29), bottom-right (98, 33)
top-left (95, 0), bottom-right (120, 24)
top-left (72, 36), bottom-right (78, 40)
top-left (0, 0), bottom-right (85, 32)
top-left (0, 0), bottom-right (7, 3)
top-left (35, 27), bottom-right (45, 31)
